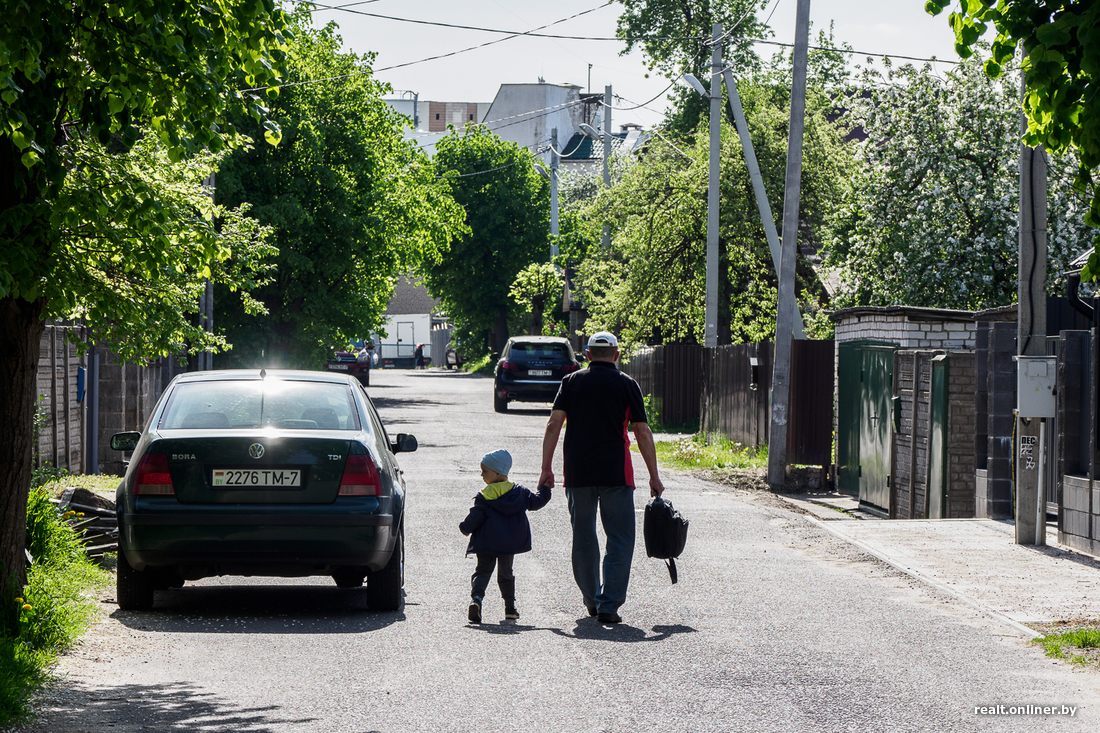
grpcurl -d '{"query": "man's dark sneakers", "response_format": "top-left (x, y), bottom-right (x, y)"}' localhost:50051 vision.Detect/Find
top-left (597, 612), bottom-right (622, 624)
top-left (468, 601), bottom-right (481, 624)
top-left (585, 604), bottom-right (597, 617)
top-left (504, 605), bottom-right (520, 620)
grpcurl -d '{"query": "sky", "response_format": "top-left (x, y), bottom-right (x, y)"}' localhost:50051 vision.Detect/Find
top-left (299, 0), bottom-right (966, 130)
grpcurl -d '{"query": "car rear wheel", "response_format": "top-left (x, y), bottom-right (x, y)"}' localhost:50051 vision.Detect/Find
top-left (332, 568), bottom-right (366, 588)
top-left (493, 391), bottom-right (508, 413)
top-left (367, 522), bottom-right (403, 611)
top-left (117, 550), bottom-right (155, 611)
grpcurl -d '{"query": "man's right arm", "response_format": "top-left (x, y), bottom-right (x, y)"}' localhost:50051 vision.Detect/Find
top-left (539, 409), bottom-right (567, 489)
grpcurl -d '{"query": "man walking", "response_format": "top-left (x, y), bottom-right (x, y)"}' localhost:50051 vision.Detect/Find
top-left (539, 331), bottom-right (664, 624)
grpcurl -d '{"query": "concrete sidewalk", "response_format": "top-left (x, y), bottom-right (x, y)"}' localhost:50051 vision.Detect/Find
top-left (776, 492), bottom-right (1100, 638)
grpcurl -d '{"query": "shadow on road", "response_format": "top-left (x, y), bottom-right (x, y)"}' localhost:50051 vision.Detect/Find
top-left (110, 585), bottom-right (405, 634)
top-left (16, 681), bottom-right (317, 733)
top-left (464, 619), bottom-right (696, 642)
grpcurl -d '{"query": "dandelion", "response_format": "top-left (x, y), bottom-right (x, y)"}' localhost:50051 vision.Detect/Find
top-left (22, 604), bottom-right (32, 612)
top-left (14, 597), bottom-right (23, 604)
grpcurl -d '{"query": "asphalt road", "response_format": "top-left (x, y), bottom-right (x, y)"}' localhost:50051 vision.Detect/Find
top-left (14, 368), bottom-right (1100, 732)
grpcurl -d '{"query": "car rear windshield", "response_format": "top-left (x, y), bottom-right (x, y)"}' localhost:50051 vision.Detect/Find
top-left (159, 380), bottom-right (362, 431)
top-left (510, 343), bottom-right (571, 360)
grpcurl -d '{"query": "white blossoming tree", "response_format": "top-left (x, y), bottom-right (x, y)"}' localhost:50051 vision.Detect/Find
top-left (823, 55), bottom-right (1094, 309)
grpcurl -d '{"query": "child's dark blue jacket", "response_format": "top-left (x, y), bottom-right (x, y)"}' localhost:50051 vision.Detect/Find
top-left (459, 482), bottom-right (551, 556)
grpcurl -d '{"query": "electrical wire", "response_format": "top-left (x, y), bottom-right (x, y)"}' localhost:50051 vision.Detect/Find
top-left (712, 0), bottom-right (781, 46)
top-left (749, 37), bottom-right (961, 65)
top-left (296, 1), bottom-right (641, 40)
top-left (304, 0), bottom-right (384, 13)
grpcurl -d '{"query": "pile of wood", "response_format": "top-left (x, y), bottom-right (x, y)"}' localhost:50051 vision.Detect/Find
top-left (51, 486), bottom-right (118, 560)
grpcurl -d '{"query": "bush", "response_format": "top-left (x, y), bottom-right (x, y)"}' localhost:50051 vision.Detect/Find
top-left (0, 488), bottom-right (110, 727)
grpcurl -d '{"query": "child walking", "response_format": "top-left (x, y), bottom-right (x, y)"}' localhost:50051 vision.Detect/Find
top-left (459, 449), bottom-right (551, 623)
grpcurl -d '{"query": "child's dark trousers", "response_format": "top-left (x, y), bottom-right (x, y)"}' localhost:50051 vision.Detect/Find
top-left (471, 553), bottom-right (515, 605)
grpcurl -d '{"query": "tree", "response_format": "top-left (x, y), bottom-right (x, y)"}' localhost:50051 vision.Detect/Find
top-left (926, 0), bottom-right (1100, 276)
top-left (0, 0), bottom-right (287, 610)
top-left (576, 72), bottom-right (852, 347)
top-left (420, 127), bottom-right (550, 357)
top-left (510, 263), bottom-right (566, 337)
top-left (822, 55), bottom-right (1093, 309)
top-left (616, 0), bottom-right (772, 135)
top-left (213, 11), bottom-right (464, 368)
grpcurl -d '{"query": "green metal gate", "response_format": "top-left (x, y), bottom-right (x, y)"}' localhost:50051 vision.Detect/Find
top-left (927, 354), bottom-right (949, 519)
top-left (837, 340), bottom-right (896, 509)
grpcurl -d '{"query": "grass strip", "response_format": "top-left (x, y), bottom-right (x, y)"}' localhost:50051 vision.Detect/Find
top-left (0, 487), bottom-right (112, 726)
top-left (1035, 627), bottom-right (1100, 668)
top-left (648, 434), bottom-right (768, 472)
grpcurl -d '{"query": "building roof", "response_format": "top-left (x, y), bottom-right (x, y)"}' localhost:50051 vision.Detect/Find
top-left (383, 275), bottom-right (440, 316)
top-left (829, 305), bottom-right (977, 324)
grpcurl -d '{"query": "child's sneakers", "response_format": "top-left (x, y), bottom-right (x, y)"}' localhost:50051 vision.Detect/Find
top-left (504, 605), bottom-right (520, 620)
top-left (468, 600), bottom-right (481, 624)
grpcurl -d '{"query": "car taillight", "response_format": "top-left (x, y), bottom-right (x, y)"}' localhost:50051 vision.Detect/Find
top-left (134, 453), bottom-right (175, 496)
top-left (500, 360), bottom-right (518, 371)
top-left (562, 362), bottom-right (580, 373)
top-left (339, 453), bottom-right (382, 496)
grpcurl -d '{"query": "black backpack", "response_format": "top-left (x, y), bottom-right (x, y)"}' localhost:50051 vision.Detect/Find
top-left (643, 496), bottom-right (689, 584)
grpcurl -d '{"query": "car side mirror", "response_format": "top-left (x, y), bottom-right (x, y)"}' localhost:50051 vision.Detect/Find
top-left (491, 352), bottom-right (500, 362)
top-left (110, 432), bottom-right (141, 451)
top-left (392, 433), bottom-right (418, 454)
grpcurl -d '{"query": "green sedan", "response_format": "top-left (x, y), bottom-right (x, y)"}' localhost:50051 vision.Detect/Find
top-left (110, 369), bottom-right (416, 612)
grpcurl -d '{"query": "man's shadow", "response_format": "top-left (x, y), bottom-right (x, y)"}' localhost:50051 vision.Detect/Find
top-left (465, 618), bottom-right (696, 642)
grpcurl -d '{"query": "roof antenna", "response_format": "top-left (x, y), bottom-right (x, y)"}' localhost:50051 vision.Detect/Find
top-left (259, 368), bottom-right (267, 380)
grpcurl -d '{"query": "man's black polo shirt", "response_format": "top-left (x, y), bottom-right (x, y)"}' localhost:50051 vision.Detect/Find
top-left (552, 360), bottom-right (648, 488)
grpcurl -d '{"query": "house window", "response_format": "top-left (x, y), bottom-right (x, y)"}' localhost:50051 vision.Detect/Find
top-left (469, 114), bottom-right (474, 120)
top-left (435, 113), bottom-right (440, 120)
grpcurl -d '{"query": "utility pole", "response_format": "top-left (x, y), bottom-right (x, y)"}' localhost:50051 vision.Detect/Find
top-left (767, 0), bottom-right (811, 490)
top-left (704, 23), bottom-right (722, 348)
top-left (1015, 72), bottom-right (1048, 545)
top-left (550, 127), bottom-right (559, 260)
top-left (602, 84), bottom-right (612, 248)
top-left (723, 69), bottom-right (805, 339)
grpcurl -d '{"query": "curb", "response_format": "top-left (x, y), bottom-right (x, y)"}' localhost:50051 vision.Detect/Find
top-left (801, 515), bottom-right (1042, 640)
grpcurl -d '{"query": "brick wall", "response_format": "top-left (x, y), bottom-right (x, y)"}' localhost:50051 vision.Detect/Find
top-left (947, 352), bottom-right (977, 518)
top-left (1058, 330), bottom-right (1097, 555)
top-left (982, 322), bottom-right (1017, 519)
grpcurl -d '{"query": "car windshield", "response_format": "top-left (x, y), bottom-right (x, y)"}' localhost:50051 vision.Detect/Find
top-left (159, 380), bottom-right (362, 431)
top-left (510, 343), bottom-right (571, 360)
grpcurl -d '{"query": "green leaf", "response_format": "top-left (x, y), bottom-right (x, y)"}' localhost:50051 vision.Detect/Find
top-left (11, 129), bottom-right (29, 150)
top-left (20, 149), bottom-right (39, 168)
top-left (263, 128), bottom-right (282, 146)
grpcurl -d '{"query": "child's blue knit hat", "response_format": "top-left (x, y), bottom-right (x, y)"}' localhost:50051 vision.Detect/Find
top-left (481, 449), bottom-right (512, 477)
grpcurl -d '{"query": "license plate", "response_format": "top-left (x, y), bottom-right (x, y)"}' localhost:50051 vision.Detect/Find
top-left (529, 369), bottom-right (552, 376)
top-left (326, 363), bottom-right (349, 371)
top-left (212, 469), bottom-right (302, 488)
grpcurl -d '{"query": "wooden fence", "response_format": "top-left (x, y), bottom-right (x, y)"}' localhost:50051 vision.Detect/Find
top-left (623, 340), bottom-right (834, 466)
top-left (701, 341), bottom-right (834, 466)
top-left (37, 323), bottom-right (86, 473)
top-left (622, 344), bottom-right (703, 427)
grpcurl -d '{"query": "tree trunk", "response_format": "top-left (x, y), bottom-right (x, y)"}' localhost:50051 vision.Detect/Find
top-left (492, 307), bottom-right (509, 354)
top-left (0, 294), bottom-right (47, 619)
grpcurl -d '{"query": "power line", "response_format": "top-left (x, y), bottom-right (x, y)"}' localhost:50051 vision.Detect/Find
top-left (297, 0), bottom-right (702, 42)
top-left (305, 0), bottom-right (384, 13)
top-left (750, 37), bottom-right (961, 66)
